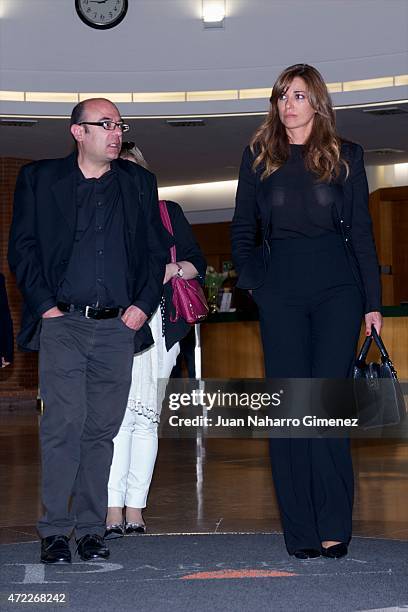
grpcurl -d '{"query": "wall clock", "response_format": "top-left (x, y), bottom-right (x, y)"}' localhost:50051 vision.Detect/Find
top-left (75, 0), bottom-right (128, 30)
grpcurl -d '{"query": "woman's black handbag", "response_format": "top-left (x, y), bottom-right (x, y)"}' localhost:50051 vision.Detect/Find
top-left (353, 325), bottom-right (406, 429)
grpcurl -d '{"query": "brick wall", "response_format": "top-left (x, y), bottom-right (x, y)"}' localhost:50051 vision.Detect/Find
top-left (0, 157), bottom-right (38, 400)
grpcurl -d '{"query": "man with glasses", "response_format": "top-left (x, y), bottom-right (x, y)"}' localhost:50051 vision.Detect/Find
top-left (8, 98), bottom-right (167, 564)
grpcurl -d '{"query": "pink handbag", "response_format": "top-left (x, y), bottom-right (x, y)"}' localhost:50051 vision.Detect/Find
top-left (159, 201), bottom-right (208, 324)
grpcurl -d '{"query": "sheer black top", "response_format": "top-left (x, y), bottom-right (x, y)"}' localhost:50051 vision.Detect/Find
top-left (266, 144), bottom-right (337, 239)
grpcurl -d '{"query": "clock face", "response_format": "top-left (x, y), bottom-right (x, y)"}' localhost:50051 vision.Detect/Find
top-left (75, 0), bottom-right (128, 30)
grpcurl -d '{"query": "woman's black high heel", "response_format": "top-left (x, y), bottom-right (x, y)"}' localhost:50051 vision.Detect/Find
top-left (293, 548), bottom-right (321, 559)
top-left (321, 543), bottom-right (348, 559)
top-left (104, 523), bottom-right (125, 539)
top-left (125, 521), bottom-right (146, 534)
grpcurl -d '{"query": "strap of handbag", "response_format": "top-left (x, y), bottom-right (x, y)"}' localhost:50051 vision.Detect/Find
top-left (158, 200), bottom-right (177, 264)
top-left (371, 325), bottom-right (390, 360)
top-left (356, 324), bottom-right (389, 366)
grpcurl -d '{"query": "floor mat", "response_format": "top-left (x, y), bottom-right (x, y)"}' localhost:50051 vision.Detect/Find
top-left (1, 533), bottom-right (407, 611)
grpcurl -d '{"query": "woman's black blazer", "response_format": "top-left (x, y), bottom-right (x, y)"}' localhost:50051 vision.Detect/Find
top-left (230, 142), bottom-right (381, 313)
top-left (161, 201), bottom-right (207, 350)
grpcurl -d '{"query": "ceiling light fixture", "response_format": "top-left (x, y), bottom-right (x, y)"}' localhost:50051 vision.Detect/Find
top-left (0, 91), bottom-right (25, 101)
top-left (26, 92), bottom-right (78, 103)
top-left (343, 76), bottom-right (394, 92)
top-left (187, 89), bottom-right (237, 101)
top-left (132, 92), bottom-right (186, 103)
top-left (79, 92), bottom-right (132, 103)
top-left (202, 0), bottom-right (225, 28)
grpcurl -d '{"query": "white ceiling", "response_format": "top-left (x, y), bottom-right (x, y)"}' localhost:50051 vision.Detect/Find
top-left (2, 0), bottom-right (407, 94)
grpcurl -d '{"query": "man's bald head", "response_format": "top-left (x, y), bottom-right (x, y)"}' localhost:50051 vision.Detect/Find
top-left (70, 98), bottom-right (120, 128)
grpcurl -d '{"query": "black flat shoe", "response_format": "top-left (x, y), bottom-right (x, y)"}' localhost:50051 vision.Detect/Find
top-left (322, 543), bottom-right (348, 559)
top-left (125, 521), bottom-right (146, 535)
top-left (76, 534), bottom-right (110, 561)
top-left (104, 523), bottom-right (125, 540)
top-left (41, 535), bottom-right (71, 564)
top-left (293, 548), bottom-right (321, 559)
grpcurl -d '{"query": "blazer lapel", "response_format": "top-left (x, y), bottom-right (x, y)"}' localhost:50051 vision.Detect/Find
top-left (333, 181), bottom-right (345, 221)
top-left (51, 154), bottom-right (77, 232)
top-left (115, 163), bottom-right (139, 238)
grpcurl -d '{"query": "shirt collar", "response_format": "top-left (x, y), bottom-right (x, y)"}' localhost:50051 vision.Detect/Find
top-left (76, 161), bottom-right (116, 184)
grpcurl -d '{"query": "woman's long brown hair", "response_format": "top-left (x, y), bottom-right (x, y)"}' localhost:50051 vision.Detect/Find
top-left (250, 64), bottom-right (348, 182)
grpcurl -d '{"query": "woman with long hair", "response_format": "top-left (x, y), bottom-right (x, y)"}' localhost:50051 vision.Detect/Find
top-left (106, 143), bottom-right (206, 536)
top-left (231, 64), bottom-right (382, 559)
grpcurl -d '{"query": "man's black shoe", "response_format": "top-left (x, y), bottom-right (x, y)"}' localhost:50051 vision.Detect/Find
top-left (76, 534), bottom-right (110, 561)
top-left (41, 535), bottom-right (71, 564)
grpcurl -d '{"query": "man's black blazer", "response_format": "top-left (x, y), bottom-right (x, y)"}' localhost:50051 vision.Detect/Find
top-left (8, 153), bottom-right (169, 352)
top-left (231, 141), bottom-right (381, 313)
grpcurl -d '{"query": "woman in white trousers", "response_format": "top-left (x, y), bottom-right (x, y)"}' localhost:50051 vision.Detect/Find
top-left (106, 143), bottom-right (207, 536)
top-left (106, 303), bottom-right (180, 534)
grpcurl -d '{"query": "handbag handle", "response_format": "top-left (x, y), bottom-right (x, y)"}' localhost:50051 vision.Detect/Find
top-left (356, 324), bottom-right (389, 366)
top-left (371, 324), bottom-right (389, 360)
top-left (159, 200), bottom-right (177, 264)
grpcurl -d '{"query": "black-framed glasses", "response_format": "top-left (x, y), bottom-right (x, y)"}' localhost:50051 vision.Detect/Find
top-left (78, 120), bottom-right (130, 132)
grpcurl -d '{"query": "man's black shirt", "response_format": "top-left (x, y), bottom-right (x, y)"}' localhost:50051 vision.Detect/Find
top-left (57, 166), bottom-right (130, 307)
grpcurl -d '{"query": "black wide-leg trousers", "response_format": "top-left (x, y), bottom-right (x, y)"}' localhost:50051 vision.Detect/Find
top-left (252, 234), bottom-right (364, 554)
top-left (37, 312), bottom-right (135, 539)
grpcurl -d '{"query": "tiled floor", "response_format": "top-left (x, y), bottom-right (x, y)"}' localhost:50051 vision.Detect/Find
top-left (0, 410), bottom-right (407, 544)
